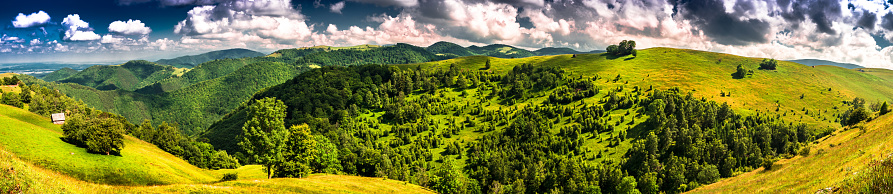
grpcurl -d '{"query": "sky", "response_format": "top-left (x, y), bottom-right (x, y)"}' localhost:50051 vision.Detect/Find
top-left (1, 0), bottom-right (893, 69)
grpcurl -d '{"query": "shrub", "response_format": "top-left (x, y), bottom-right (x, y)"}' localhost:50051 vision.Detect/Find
top-left (759, 59), bottom-right (778, 70)
top-left (221, 173), bottom-right (238, 181)
top-left (62, 112), bottom-right (127, 155)
top-left (761, 158), bottom-right (777, 170)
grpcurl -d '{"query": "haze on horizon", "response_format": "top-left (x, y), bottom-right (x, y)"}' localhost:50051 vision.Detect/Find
top-left (1, 0), bottom-right (892, 69)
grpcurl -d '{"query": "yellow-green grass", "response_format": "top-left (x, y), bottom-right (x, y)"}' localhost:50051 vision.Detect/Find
top-left (689, 112), bottom-right (893, 193)
top-left (391, 47), bottom-right (893, 175)
top-left (1, 73), bottom-right (20, 93)
top-left (0, 148), bottom-right (434, 193)
top-left (0, 104), bottom-right (434, 193)
top-left (400, 48), bottom-right (893, 129)
top-left (0, 104), bottom-right (217, 185)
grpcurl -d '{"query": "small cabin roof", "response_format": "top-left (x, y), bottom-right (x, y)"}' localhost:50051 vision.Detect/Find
top-left (51, 113), bottom-right (65, 121)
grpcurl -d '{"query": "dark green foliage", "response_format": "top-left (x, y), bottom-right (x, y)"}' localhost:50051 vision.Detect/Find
top-left (499, 64), bottom-right (563, 99)
top-left (2, 76), bottom-right (20, 85)
top-left (840, 97), bottom-right (872, 126)
top-left (299, 43), bottom-right (446, 66)
top-left (427, 41), bottom-right (475, 57)
top-left (276, 124), bottom-right (316, 178)
top-left (880, 102), bottom-right (890, 115)
top-left (57, 60), bottom-right (177, 91)
top-left (41, 68), bottom-right (79, 82)
top-left (131, 119), bottom-right (240, 169)
top-left (221, 173), bottom-right (238, 182)
top-left (607, 40), bottom-right (637, 56)
top-left (240, 97), bottom-right (289, 179)
top-left (734, 64), bottom-right (752, 78)
top-left (156, 48), bottom-right (265, 68)
top-left (62, 112), bottom-right (127, 155)
top-left (759, 59), bottom-right (778, 70)
top-left (1, 92), bottom-right (23, 108)
top-left (761, 158), bottom-right (777, 170)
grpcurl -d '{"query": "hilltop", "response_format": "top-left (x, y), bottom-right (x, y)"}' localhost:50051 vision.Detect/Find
top-left (53, 60), bottom-right (184, 91)
top-left (202, 47), bottom-right (893, 193)
top-left (155, 48), bottom-right (265, 68)
top-left (788, 59), bottom-right (864, 69)
top-left (426, 41), bottom-right (588, 58)
top-left (0, 103), bottom-right (433, 193)
top-left (40, 67), bottom-right (79, 82)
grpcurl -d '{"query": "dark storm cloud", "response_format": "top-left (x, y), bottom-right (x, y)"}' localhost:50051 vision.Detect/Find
top-left (881, 12), bottom-right (893, 31)
top-left (671, 0), bottom-right (769, 45)
top-left (778, 0), bottom-right (842, 34)
top-left (857, 10), bottom-right (877, 30)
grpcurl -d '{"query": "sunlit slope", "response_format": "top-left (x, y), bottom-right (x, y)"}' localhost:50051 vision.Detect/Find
top-left (688, 112), bottom-right (893, 193)
top-left (404, 47), bottom-right (893, 128)
top-left (0, 104), bottom-right (217, 185)
top-left (0, 149), bottom-right (434, 194)
top-left (0, 104), bottom-right (434, 193)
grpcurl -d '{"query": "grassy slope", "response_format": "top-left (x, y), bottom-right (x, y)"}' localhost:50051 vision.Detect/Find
top-left (1, 73), bottom-right (20, 93)
top-left (689, 113), bottom-right (893, 193)
top-left (389, 48), bottom-right (893, 179)
top-left (0, 104), bottom-right (433, 193)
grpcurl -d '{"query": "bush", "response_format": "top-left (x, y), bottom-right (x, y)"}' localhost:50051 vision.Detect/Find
top-left (221, 173), bottom-right (238, 181)
top-left (62, 112), bottom-right (127, 155)
top-left (761, 158), bottom-right (777, 170)
top-left (759, 59), bottom-right (777, 70)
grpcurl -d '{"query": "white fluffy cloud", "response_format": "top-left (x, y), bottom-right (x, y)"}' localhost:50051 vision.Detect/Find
top-left (109, 20), bottom-right (152, 35)
top-left (12, 11), bottom-right (51, 28)
top-left (330, 1), bottom-right (346, 14)
top-left (62, 14), bottom-right (101, 41)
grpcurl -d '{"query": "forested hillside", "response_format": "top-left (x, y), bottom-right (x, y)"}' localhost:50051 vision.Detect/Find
top-left (426, 41), bottom-right (587, 58)
top-left (55, 60), bottom-right (182, 91)
top-left (155, 48), bottom-right (265, 68)
top-left (203, 47), bottom-right (893, 193)
top-left (40, 67), bottom-right (79, 82)
top-left (25, 43), bottom-right (447, 135)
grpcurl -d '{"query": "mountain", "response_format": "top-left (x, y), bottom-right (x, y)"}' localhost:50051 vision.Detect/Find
top-left (40, 67), bottom-right (79, 82)
top-left (155, 48), bottom-right (265, 68)
top-left (55, 60), bottom-right (181, 91)
top-left (0, 103), bottom-right (432, 193)
top-left (23, 43), bottom-right (449, 135)
top-left (202, 47), bottom-right (893, 193)
top-left (533, 47), bottom-right (582, 55)
top-left (788, 59), bottom-right (865, 69)
top-left (425, 41), bottom-right (583, 58)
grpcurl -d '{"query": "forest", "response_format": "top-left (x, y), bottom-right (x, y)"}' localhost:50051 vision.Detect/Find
top-left (202, 55), bottom-right (872, 193)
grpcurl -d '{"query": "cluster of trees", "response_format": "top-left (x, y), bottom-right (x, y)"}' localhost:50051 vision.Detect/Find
top-left (759, 59), bottom-right (778, 70)
top-left (839, 97), bottom-right (888, 126)
top-left (62, 111), bottom-right (128, 155)
top-left (2, 76), bottom-right (20, 85)
top-left (131, 120), bottom-right (240, 169)
top-left (606, 40), bottom-right (637, 56)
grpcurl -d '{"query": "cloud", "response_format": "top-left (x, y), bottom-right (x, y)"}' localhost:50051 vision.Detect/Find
top-left (350, 0), bottom-right (418, 7)
top-left (62, 14), bottom-right (101, 41)
top-left (331, 1), bottom-right (346, 14)
top-left (12, 11), bottom-right (51, 28)
top-left (109, 20), bottom-right (152, 35)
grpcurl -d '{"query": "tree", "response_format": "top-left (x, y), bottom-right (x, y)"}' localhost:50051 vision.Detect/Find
top-left (275, 124), bottom-right (317, 178)
top-left (735, 64), bottom-right (748, 79)
top-left (62, 113), bottom-right (126, 155)
top-left (239, 97), bottom-right (290, 179)
top-left (311, 135), bottom-right (342, 174)
top-left (485, 59), bottom-right (491, 69)
top-left (431, 158), bottom-right (466, 194)
top-left (617, 176), bottom-right (642, 194)
top-left (881, 102), bottom-right (890, 115)
top-left (759, 59), bottom-right (778, 70)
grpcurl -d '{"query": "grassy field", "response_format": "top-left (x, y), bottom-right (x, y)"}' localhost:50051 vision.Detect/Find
top-left (0, 73), bottom-right (20, 93)
top-left (689, 113), bottom-right (893, 193)
top-left (0, 104), bottom-right (433, 193)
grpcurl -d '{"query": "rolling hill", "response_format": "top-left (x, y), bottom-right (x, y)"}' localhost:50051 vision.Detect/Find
top-left (788, 59), bottom-right (865, 69)
top-left (40, 67), bottom-right (78, 82)
top-left (202, 47), bottom-right (893, 193)
top-left (155, 48), bottom-right (265, 68)
top-left (54, 60), bottom-right (183, 91)
top-left (426, 41), bottom-right (586, 58)
top-left (0, 103), bottom-right (434, 193)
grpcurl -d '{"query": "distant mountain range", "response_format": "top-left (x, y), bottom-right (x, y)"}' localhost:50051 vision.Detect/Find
top-left (155, 48), bottom-right (265, 68)
top-left (788, 59), bottom-right (864, 69)
top-left (425, 41), bottom-right (601, 58)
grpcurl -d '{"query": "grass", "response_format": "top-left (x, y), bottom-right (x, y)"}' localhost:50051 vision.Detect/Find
top-left (0, 103), bottom-right (434, 193)
top-left (689, 113), bottom-right (893, 193)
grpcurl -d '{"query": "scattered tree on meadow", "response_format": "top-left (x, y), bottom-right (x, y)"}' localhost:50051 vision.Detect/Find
top-left (607, 40), bottom-right (637, 56)
top-left (62, 112), bottom-right (126, 155)
top-left (759, 59), bottom-right (778, 70)
top-left (881, 102), bottom-right (890, 115)
top-left (239, 97), bottom-right (290, 179)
